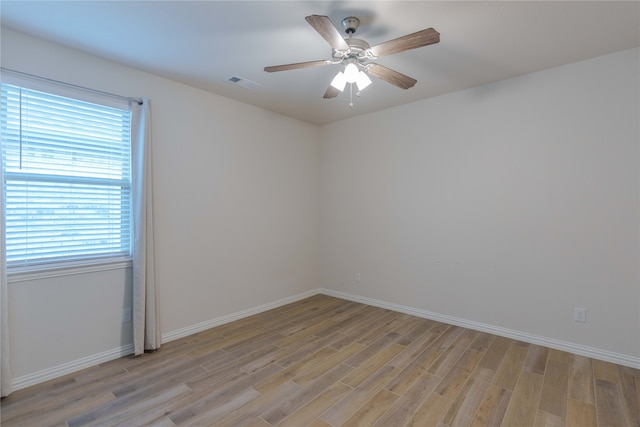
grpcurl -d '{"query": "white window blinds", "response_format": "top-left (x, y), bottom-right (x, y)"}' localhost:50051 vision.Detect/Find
top-left (1, 83), bottom-right (132, 269)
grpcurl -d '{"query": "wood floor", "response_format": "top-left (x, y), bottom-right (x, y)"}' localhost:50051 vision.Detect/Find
top-left (1, 295), bottom-right (639, 426)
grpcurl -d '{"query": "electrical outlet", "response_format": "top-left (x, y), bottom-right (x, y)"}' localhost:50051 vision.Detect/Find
top-left (356, 272), bottom-right (361, 282)
top-left (574, 307), bottom-right (586, 322)
top-left (121, 308), bottom-right (132, 323)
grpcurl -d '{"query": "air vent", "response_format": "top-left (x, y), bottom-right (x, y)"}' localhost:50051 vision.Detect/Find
top-left (226, 76), bottom-right (261, 90)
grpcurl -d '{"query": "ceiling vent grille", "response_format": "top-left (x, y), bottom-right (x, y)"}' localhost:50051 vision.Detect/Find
top-left (226, 76), bottom-right (261, 90)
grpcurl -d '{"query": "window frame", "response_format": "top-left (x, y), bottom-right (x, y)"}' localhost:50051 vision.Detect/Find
top-left (1, 74), bottom-right (134, 276)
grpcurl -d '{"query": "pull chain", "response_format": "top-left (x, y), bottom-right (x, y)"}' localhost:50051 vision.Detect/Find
top-left (349, 83), bottom-right (354, 108)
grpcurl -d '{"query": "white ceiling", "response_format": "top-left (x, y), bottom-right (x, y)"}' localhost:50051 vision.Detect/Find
top-left (1, 1), bottom-right (638, 125)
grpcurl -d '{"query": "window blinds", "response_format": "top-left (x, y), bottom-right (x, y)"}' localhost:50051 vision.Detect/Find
top-left (1, 83), bottom-right (132, 268)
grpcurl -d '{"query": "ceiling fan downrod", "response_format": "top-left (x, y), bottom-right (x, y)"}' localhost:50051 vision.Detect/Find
top-left (342, 17), bottom-right (360, 36)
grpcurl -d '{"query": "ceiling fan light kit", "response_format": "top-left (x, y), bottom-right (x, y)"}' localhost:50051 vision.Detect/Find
top-left (264, 14), bottom-right (440, 107)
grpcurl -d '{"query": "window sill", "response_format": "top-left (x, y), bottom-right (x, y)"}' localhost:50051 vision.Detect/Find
top-left (8, 259), bottom-right (133, 283)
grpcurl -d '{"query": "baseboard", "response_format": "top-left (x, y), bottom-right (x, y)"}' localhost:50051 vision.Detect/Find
top-left (319, 288), bottom-right (640, 369)
top-left (12, 286), bottom-right (638, 391)
top-left (161, 289), bottom-right (319, 344)
top-left (12, 344), bottom-right (133, 391)
top-left (11, 289), bottom-right (318, 391)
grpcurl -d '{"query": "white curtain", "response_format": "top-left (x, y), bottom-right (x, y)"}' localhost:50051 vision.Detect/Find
top-left (131, 99), bottom-right (160, 355)
top-left (1, 147), bottom-right (12, 397)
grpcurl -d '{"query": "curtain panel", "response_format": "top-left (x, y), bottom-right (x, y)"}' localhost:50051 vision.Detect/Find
top-left (132, 99), bottom-right (160, 355)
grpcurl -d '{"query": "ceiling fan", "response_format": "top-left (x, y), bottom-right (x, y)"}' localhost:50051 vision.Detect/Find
top-left (264, 15), bottom-right (440, 101)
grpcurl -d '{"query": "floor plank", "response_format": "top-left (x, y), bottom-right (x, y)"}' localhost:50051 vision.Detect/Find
top-left (538, 359), bottom-right (570, 418)
top-left (341, 388), bottom-right (398, 427)
top-left (501, 371), bottom-right (544, 426)
top-left (470, 384), bottom-right (512, 427)
top-left (566, 397), bottom-right (597, 427)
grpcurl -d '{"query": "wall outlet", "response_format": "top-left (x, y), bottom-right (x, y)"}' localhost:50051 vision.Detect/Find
top-left (121, 308), bottom-right (132, 323)
top-left (574, 307), bottom-right (586, 322)
top-left (355, 272), bottom-right (361, 282)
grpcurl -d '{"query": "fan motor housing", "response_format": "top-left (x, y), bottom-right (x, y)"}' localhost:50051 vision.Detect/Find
top-left (346, 38), bottom-right (370, 52)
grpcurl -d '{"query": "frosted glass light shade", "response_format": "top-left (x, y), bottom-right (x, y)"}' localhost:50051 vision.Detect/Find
top-left (356, 72), bottom-right (372, 91)
top-left (344, 63), bottom-right (359, 83)
top-left (330, 72), bottom-right (347, 91)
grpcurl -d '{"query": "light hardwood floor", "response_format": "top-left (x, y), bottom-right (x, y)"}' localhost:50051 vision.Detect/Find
top-left (1, 295), bottom-right (639, 426)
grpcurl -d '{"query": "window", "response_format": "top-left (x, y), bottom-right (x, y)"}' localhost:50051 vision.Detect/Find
top-left (1, 82), bottom-right (132, 271)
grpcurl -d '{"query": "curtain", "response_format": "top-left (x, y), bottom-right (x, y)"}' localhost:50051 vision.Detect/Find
top-left (131, 99), bottom-right (160, 355)
top-left (1, 147), bottom-right (12, 397)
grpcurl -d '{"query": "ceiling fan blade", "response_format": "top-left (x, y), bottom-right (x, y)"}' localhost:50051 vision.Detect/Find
top-left (305, 15), bottom-right (349, 51)
top-left (323, 85), bottom-right (340, 99)
top-left (367, 64), bottom-right (417, 89)
top-left (369, 28), bottom-right (440, 57)
top-left (264, 60), bottom-right (329, 73)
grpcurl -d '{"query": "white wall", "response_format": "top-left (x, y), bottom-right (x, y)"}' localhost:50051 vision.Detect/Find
top-left (320, 48), bottom-right (640, 360)
top-left (1, 28), bottom-right (320, 383)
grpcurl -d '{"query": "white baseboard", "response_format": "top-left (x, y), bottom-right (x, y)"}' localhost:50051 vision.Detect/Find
top-left (12, 344), bottom-right (133, 391)
top-left (13, 286), bottom-right (638, 391)
top-left (319, 288), bottom-right (640, 369)
top-left (11, 289), bottom-right (318, 392)
top-left (161, 289), bottom-right (319, 344)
